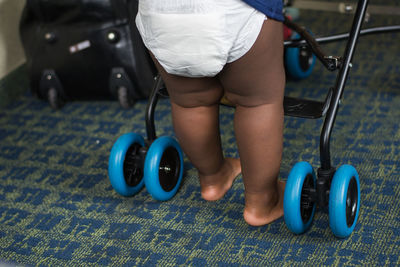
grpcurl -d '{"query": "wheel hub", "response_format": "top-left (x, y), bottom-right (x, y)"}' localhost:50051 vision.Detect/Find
top-left (346, 177), bottom-right (358, 227)
top-left (300, 46), bottom-right (313, 71)
top-left (159, 147), bottom-right (180, 192)
top-left (300, 174), bottom-right (315, 223)
top-left (123, 144), bottom-right (143, 187)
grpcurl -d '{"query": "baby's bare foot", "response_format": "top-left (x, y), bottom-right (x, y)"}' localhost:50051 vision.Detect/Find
top-left (243, 180), bottom-right (286, 226)
top-left (200, 158), bottom-right (241, 201)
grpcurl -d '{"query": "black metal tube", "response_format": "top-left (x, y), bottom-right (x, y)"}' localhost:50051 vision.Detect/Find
top-left (145, 74), bottom-right (163, 142)
top-left (284, 17), bottom-right (332, 70)
top-left (319, 0), bottom-right (369, 170)
top-left (284, 25), bottom-right (400, 47)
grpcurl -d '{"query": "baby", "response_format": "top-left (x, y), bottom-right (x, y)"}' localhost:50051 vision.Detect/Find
top-left (136, 0), bottom-right (286, 226)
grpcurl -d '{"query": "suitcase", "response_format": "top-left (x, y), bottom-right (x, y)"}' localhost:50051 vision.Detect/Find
top-left (19, 0), bottom-right (157, 109)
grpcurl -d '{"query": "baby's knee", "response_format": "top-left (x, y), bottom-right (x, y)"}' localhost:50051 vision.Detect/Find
top-left (170, 89), bottom-right (224, 109)
top-left (224, 92), bottom-right (281, 108)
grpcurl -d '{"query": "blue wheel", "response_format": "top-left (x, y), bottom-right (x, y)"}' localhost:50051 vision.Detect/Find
top-left (284, 161), bottom-right (317, 234)
top-left (329, 165), bottom-right (360, 238)
top-left (108, 133), bottom-right (145, 196)
top-left (144, 136), bottom-right (184, 201)
top-left (285, 33), bottom-right (316, 80)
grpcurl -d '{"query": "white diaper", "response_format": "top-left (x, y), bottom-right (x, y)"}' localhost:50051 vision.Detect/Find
top-left (136, 0), bottom-right (266, 77)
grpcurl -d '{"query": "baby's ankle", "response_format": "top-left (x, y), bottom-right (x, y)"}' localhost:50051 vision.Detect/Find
top-left (199, 158), bottom-right (241, 201)
top-left (243, 181), bottom-right (286, 226)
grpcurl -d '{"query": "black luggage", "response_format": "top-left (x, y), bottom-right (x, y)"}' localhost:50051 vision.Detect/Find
top-left (19, 0), bottom-right (157, 109)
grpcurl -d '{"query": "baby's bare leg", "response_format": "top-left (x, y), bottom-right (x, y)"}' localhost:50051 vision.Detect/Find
top-left (234, 104), bottom-right (285, 225)
top-left (219, 19), bottom-right (286, 226)
top-left (170, 102), bottom-right (241, 201)
top-left (151, 57), bottom-right (241, 201)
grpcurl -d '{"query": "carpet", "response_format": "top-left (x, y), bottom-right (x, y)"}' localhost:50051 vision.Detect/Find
top-left (0, 7), bottom-right (400, 267)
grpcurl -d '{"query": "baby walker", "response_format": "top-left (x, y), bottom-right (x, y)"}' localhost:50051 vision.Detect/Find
top-left (108, 0), bottom-right (400, 238)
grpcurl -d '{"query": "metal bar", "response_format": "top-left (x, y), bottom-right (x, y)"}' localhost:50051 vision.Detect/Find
top-left (319, 0), bottom-right (369, 170)
top-left (284, 25), bottom-right (400, 47)
top-left (284, 17), bottom-right (337, 70)
top-left (292, 0), bottom-right (400, 16)
top-left (315, 25), bottom-right (400, 43)
top-left (145, 75), bottom-right (163, 142)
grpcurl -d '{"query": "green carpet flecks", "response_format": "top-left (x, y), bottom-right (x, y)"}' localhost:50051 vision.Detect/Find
top-left (0, 8), bottom-right (400, 267)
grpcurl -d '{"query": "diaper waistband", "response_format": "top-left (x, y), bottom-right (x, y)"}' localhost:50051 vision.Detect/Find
top-left (139, 0), bottom-right (218, 14)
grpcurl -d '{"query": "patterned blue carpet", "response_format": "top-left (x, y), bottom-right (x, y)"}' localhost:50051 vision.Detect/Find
top-left (0, 7), bottom-right (400, 267)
